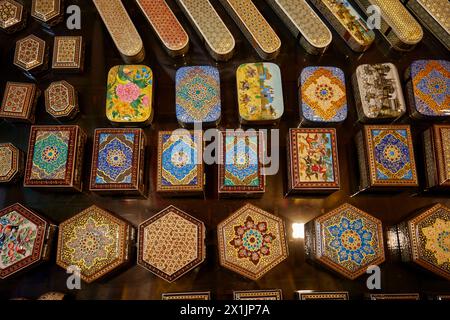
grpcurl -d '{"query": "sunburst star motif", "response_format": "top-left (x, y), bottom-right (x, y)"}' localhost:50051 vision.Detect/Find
top-left (422, 218), bottom-right (450, 265)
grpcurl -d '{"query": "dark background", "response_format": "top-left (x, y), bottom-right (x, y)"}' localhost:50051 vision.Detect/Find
top-left (0, 0), bottom-right (449, 300)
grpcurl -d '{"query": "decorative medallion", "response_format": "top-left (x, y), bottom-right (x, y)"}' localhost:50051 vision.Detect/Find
top-left (0, 143), bottom-right (22, 183)
top-left (52, 36), bottom-right (84, 71)
top-left (14, 34), bottom-right (46, 72)
top-left (0, 0), bottom-right (25, 33)
top-left (217, 204), bottom-right (288, 280)
top-left (234, 289), bottom-right (282, 300)
top-left (0, 82), bottom-right (38, 123)
top-left (45, 80), bottom-right (79, 119)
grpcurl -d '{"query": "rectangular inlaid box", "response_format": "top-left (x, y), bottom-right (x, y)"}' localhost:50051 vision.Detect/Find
top-left (296, 291), bottom-right (349, 300)
top-left (367, 293), bottom-right (420, 300)
top-left (355, 125), bottom-right (419, 192)
top-left (156, 130), bottom-right (204, 195)
top-left (0, 82), bottom-right (39, 123)
top-left (353, 63), bottom-right (406, 123)
top-left (423, 125), bottom-right (450, 190)
top-left (90, 128), bottom-right (146, 196)
top-left (24, 125), bottom-right (87, 192)
top-left (287, 128), bottom-right (340, 195)
top-left (162, 292), bottom-right (211, 300)
top-left (52, 36), bottom-right (85, 72)
top-left (233, 290), bottom-right (282, 300)
top-left (218, 130), bottom-right (265, 197)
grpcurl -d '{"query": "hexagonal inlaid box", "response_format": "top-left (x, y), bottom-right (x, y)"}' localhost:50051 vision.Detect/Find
top-left (0, 0), bottom-right (26, 34)
top-left (45, 81), bottom-right (79, 121)
top-left (0, 143), bottom-right (24, 184)
top-left (305, 203), bottom-right (385, 280)
top-left (14, 34), bottom-right (48, 75)
top-left (31, 0), bottom-right (63, 27)
top-left (56, 205), bottom-right (135, 283)
top-left (0, 203), bottom-right (56, 279)
top-left (395, 204), bottom-right (450, 280)
top-left (138, 205), bottom-right (206, 282)
top-left (217, 204), bottom-right (288, 280)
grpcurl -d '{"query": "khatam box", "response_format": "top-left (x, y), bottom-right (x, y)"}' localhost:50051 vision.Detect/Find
top-left (287, 128), bottom-right (340, 194)
top-left (24, 125), bottom-right (87, 192)
top-left (218, 130), bottom-right (265, 197)
top-left (52, 36), bottom-right (85, 72)
top-left (176, 66), bottom-right (221, 127)
top-left (395, 204), bottom-right (450, 281)
top-left (367, 293), bottom-right (420, 300)
top-left (31, 0), bottom-right (64, 27)
top-left (162, 292), bottom-right (211, 300)
top-left (0, 143), bottom-right (24, 184)
top-left (14, 34), bottom-right (48, 76)
top-left (0, 0), bottom-right (27, 34)
top-left (296, 291), bottom-right (349, 300)
top-left (236, 63), bottom-right (284, 125)
top-left (137, 205), bottom-right (206, 282)
top-left (156, 130), bottom-right (204, 195)
top-left (44, 80), bottom-right (79, 121)
top-left (0, 82), bottom-right (40, 123)
top-left (106, 65), bottom-right (154, 126)
top-left (56, 205), bottom-right (135, 283)
top-left (304, 203), bottom-right (385, 280)
top-left (0, 203), bottom-right (56, 279)
top-left (233, 289), bottom-right (283, 300)
top-left (90, 128), bottom-right (146, 196)
top-left (423, 125), bottom-right (450, 190)
top-left (217, 204), bottom-right (288, 281)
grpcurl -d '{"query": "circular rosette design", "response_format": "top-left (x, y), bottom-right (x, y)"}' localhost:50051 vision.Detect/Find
top-left (31, 131), bottom-right (69, 180)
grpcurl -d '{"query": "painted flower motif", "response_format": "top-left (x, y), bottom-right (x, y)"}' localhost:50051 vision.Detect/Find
top-left (116, 83), bottom-right (140, 103)
top-left (422, 218), bottom-right (450, 265)
top-left (142, 95), bottom-right (149, 106)
top-left (230, 216), bottom-right (275, 265)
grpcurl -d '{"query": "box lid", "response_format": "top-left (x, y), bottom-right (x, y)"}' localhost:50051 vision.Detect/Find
top-left (0, 82), bottom-right (37, 121)
top-left (0, 143), bottom-right (21, 183)
top-left (52, 36), bottom-right (84, 70)
top-left (0, 0), bottom-right (24, 30)
top-left (217, 204), bottom-right (288, 280)
top-left (31, 0), bottom-right (62, 23)
top-left (45, 81), bottom-right (78, 118)
top-left (14, 35), bottom-right (46, 71)
top-left (414, 0), bottom-right (450, 36)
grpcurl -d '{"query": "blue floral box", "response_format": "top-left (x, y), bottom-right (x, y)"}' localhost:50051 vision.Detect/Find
top-left (176, 66), bottom-right (221, 127)
top-left (89, 128), bottom-right (146, 196)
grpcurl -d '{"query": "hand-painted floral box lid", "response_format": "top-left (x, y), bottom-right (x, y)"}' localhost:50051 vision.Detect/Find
top-left (296, 291), bottom-right (349, 300)
top-left (24, 125), bottom-right (87, 192)
top-left (0, 203), bottom-right (56, 279)
top-left (405, 60), bottom-right (450, 119)
top-left (266, 0), bottom-right (332, 55)
top-left (56, 205), bottom-right (135, 283)
top-left (176, 66), bottom-right (221, 127)
top-left (0, 82), bottom-right (39, 123)
top-left (175, 0), bottom-right (235, 61)
top-left (90, 128), bottom-right (146, 196)
top-left (0, 0), bottom-right (26, 34)
top-left (218, 130), bottom-right (265, 197)
top-left (287, 128), bottom-right (340, 194)
top-left (137, 205), bottom-right (206, 283)
top-left (218, 204), bottom-right (288, 280)
top-left (299, 66), bottom-right (348, 125)
top-left (162, 292), bottom-right (211, 300)
top-left (309, 0), bottom-right (374, 52)
top-left (136, 0), bottom-right (189, 57)
top-left (354, 0), bottom-right (423, 51)
top-left (423, 125), bottom-right (450, 190)
top-left (218, 0), bottom-right (281, 60)
top-left (233, 289), bottom-right (283, 300)
top-left (237, 63), bottom-right (284, 125)
top-left (44, 81), bottom-right (79, 121)
top-left (0, 143), bottom-right (24, 184)
top-left (14, 34), bottom-right (48, 75)
top-left (395, 204), bottom-right (450, 281)
top-left (304, 203), bottom-right (385, 280)
top-left (52, 36), bottom-right (85, 72)
top-left (106, 65), bottom-right (153, 126)
top-left (353, 63), bottom-right (406, 122)
top-left (31, 0), bottom-right (64, 27)
top-left (156, 130), bottom-right (204, 195)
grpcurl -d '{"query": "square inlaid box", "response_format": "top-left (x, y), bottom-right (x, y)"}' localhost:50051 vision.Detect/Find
top-left (0, 82), bottom-right (40, 123)
top-left (176, 66), bottom-right (221, 127)
top-left (31, 0), bottom-right (64, 27)
top-left (353, 63), bottom-right (406, 123)
top-left (106, 65), bottom-right (154, 127)
top-left (305, 203), bottom-right (385, 280)
top-left (14, 34), bottom-right (49, 77)
top-left (355, 125), bottom-right (419, 192)
top-left (405, 60), bottom-right (450, 119)
top-left (233, 290), bottom-right (282, 300)
top-left (218, 130), bottom-right (265, 198)
top-left (24, 125), bottom-right (87, 192)
top-left (44, 81), bottom-right (79, 121)
top-left (52, 36), bottom-right (85, 72)
top-left (287, 128), bottom-right (340, 195)
top-left (395, 204), bottom-right (450, 281)
top-left (156, 130), bottom-right (204, 195)
top-left (423, 125), bottom-right (450, 190)
top-left (0, 0), bottom-right (27, 34)
top-left (0, 203), bottom-right (56, 279)
top-left (162, 292), bottom-right (211, 300)
top-left (299, 66), bottom-right (348, 125)
top-left (90, 128), bottom-right (146, 196)
top-left (236, 63), bottom-right (284, 125)
top-left (296, 291), bottom-right (349, 300)
top-left (0, 143), bottom-right (24, 184)
top-left (367, 293), bottom-right (420, 300)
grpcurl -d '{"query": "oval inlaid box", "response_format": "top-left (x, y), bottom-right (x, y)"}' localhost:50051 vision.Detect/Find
top-left (136, 0), bottom-right (189, 57)
top-left (93, 0), bottom-right (145, 63)
top-left (52, 36), bottom-right (85, 73)
top-left (237, 63), bottom-right (284, 125)
top-left (137, 205), bottom-right (206, 283)
top-left (353, 0), bottom-right (423, 51)
top-left (265, 0), bottom-right (332, 55)
top-left (175, 0), bottom-right (235, 61)
top-left (353, 63), bottom-right (406, 123)
top-left (0, 203), bottom-right (56, 279)
top-left (31, 0), bottom-right (64, 27)
top-left (106, 65), bottom-right (154, 127)
top-left (218, 0), bottom-right (281, 60)
top-left (299, 66), bottom-right (348, 126)
top-left (405, 60), bottom-right (450, 119)
top-left (56, 205), bottom-right (135, 283)
top-left (0, 0), bottom-right (27, 34)
top-left (394, 204), bottom-right (450, 281)
top-left (24, 125), bottom-right (87, 192)
top-left (309, 0), bottom-right (374, 52)
top-left (14, 34), bottom-right (49, 77)
top-left (89, 128), bottom-right (146, 196)
top-left (0, 143), bottom-right (24, 184)
top-left (304, 203), bottom-right (385, 280)
top-left (0, 82), bottom-right (40, 124)
top-left (45, 81), bottom-right (79, 121)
